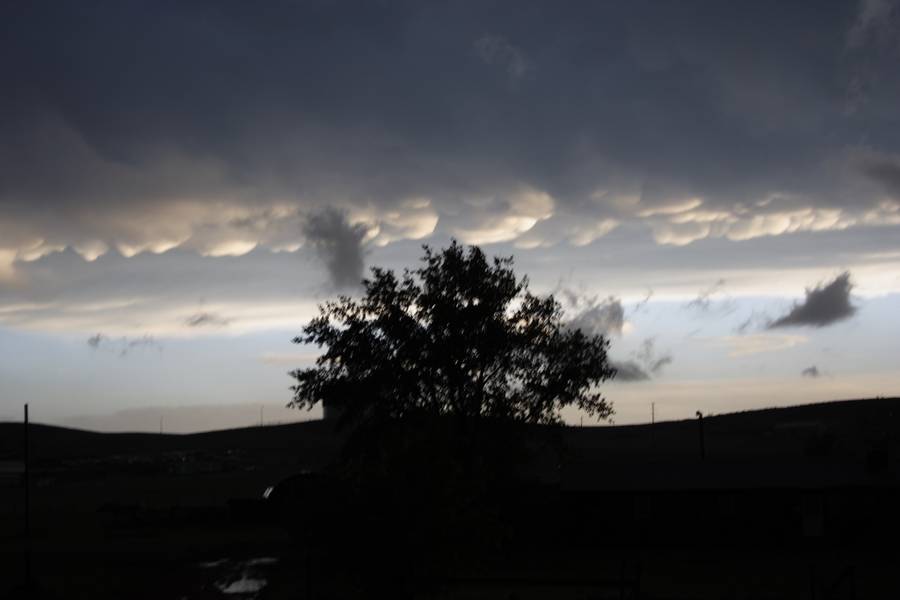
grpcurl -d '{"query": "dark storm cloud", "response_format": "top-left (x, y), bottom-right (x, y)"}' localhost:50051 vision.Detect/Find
top-left (612, 338), bottom-right (673, 383)
top-left (802, 365), bottom-right (821, 378)
top-left (561, 290), bottom-right (672, 383)
top-left (768, 272), bottom-right (857, 328)
top-left (302, 209), bottom-right (368, 289)
top-left (860, 153), bottom-right (900, 196)
top-left (611, 360), bottom-right (651, 382)
top-left (564, 294), bottom-right (625, 337)
top-left (2, 0), bottom-right (900, 264)
top-left (635, 338), bottom-right (673, 375)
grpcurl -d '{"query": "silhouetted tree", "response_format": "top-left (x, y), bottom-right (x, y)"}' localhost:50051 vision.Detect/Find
top-left (286, 242), bottom-right (617, 596)
top-left (289, 240), bottom-right (615, 426)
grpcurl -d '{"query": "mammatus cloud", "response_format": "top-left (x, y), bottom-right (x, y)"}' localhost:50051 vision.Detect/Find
top-left (302, 209), bottom-right (369, 289)
top-left (87, 333), bottom-right (161, 357)
top-left (450, 188), bottom-right (555, 246)
top-left (184, 312), bottom-right (231, 328)
top-left (4, 1), bottom-right (900, 275)
top-left (612, 338), bottom-right (673, 383)
top-left (347, 198), bottom-right (439, 247)
top-left (802, 365), bottom-right (821, 378)
top-left (768, 272), bottom-right (857, 329)
top-left (642, 199), bottom-right (899, 247)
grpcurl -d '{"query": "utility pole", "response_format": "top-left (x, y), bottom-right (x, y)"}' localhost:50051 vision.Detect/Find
top-left (696, 411), bottom-right (706, 460)
top-left (159, 416), bottom-right (163, 435)
top-left (651, 402), bottom-right (655, 425)
top-left (260, 405), bottom-right (264, 427)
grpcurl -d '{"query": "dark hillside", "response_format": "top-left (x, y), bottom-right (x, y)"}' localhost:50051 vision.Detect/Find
top-left (2, 397), bottom-right (899, 599)
top-left (567, 396), bottom-right (900, 456)
top-left (0, 419), bottom-right (340, 463)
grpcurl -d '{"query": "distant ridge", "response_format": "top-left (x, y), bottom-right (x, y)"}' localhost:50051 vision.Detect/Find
top-left (1, 397), bottom-right (898, 463)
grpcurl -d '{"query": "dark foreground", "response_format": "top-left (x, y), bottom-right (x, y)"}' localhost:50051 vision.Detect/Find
top-left (2, 397), bottom-right (900, 599)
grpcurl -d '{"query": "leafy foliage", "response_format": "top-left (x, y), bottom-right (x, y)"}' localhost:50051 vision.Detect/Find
top-left (289, 241), bottom-right (615, 426)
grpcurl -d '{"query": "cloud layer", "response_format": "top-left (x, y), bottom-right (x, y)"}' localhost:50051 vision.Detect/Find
top-left (2, 1), bottom-right (900, 341)
top-left (3, 0), bottom-right (900, 282)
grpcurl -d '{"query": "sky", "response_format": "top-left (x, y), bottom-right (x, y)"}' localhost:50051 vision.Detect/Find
top-left (2, 0), bottom-right (900, 431)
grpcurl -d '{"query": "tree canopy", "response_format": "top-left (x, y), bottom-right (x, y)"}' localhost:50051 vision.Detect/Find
top-left (289, 241), bottom-right (615, 426)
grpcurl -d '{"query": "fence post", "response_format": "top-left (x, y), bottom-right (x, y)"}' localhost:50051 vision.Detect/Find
top-left (695, 411), bottom-right (706, 460)
top-left (24, 403), bottom-right (31, 596)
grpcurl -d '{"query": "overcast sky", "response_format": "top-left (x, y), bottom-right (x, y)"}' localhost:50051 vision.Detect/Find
top-left (2, 0), bottom-right (899, 431)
